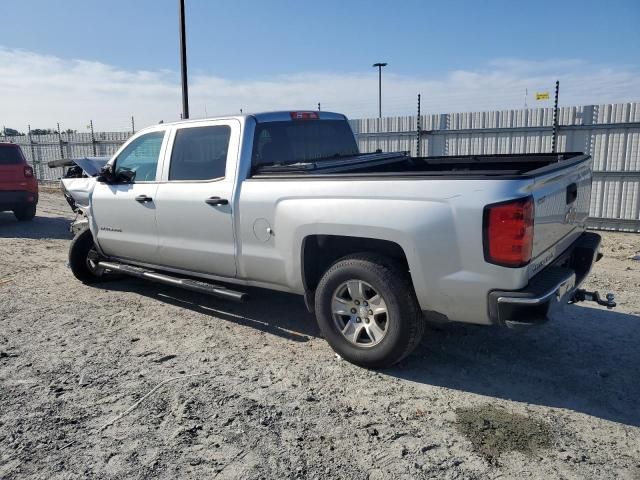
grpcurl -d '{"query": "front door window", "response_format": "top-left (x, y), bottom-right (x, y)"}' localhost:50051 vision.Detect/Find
top-left (114, 131), bottom-right (165, 182)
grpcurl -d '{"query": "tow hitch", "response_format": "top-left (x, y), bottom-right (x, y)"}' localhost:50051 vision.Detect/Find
top-left (570, 289), bottom-right (616, 309)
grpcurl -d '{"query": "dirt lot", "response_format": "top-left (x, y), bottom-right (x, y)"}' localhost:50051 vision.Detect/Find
top-left (1, 192), bottom-right (639, 479)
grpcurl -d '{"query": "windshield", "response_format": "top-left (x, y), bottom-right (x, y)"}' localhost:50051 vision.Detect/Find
top-left (252, 120), bottom-right (359, 167)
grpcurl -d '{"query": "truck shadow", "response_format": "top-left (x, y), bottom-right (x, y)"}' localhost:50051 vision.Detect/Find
top-left (390, 304), bottom-right (640, 427)
top-left (99, 278), bottom-right (320, 343)
top-left (0, 212), bottom-right (72, 240)
top-left (95, 277), bottom-right (639, 426)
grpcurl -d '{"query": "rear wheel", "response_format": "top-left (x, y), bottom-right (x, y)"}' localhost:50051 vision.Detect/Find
top-left (14, 205), bottom-right (36, 221)
top-left (315, 253), bottom-right (425, 368)
top-left (69, 228), bottom-right (107, 283)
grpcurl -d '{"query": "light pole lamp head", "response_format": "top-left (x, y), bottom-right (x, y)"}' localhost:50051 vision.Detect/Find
top-left (372, 62), bottom-right (388, 68)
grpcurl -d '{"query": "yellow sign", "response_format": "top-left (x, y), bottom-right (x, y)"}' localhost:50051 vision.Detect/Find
top-left (536, 92), bottom-right (550, 100)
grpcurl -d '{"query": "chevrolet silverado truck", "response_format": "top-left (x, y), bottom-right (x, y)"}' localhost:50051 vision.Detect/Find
top-left (59, 111), bottom-right (614, 368)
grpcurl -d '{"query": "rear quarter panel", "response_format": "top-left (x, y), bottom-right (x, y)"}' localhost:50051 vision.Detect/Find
top-left (237, 176), bottom-right (536, 325)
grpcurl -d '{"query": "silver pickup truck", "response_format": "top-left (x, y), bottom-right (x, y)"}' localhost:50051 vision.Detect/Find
top-left (59, 111), bottom-right (613, 368)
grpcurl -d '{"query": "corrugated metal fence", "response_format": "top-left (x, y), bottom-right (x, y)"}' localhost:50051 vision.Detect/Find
top-left (350, 102), bottom-right (640, 232)
top-left (1, 131), bottom-right (133, 184)
top-left (1, 102), bottom-right (639, 231)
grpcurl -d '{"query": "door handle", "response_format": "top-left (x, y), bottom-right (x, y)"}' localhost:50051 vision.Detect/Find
top-left (135, 195), bottom-right (153, 203)
top-left (205, 196), bottom-right (229, 206)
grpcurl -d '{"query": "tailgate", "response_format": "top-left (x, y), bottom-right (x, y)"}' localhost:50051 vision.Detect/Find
top-left (529, 155), bottom-right (592, 274)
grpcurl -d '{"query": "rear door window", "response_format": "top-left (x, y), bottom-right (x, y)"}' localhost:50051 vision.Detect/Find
top-left (0, 146), bottom-right (23, 165)
top-left (169, 125), bottom-right (231, 181)
top-left (114, 131), bottom-right (165, 182)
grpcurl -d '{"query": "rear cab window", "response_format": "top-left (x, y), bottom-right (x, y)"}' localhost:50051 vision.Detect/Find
top-left (251, 119), bottom-right (359, 169)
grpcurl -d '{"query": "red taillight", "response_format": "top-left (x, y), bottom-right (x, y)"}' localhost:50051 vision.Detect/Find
top-left (290, 111), bottom-right (319, 120)
top-left (483, 197), bottom-right (534, 267)
top-left (24, 165), bottom-right (34, 178)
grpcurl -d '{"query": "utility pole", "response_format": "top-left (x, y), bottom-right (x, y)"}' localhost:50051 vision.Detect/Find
top-left (551, 80), bottom-right (560, 153)
top-left (372, 62), bottom-right (387, 118)
top-left (178, 0), bottom-right (190, 119)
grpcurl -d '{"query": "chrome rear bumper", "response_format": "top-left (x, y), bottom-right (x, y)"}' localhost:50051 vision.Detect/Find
top-left (488, 232), bottom-right (601, 328)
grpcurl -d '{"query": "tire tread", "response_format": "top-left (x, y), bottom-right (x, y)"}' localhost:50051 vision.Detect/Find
top-left (68, 228), bottom-right (104, 284)
top-left (315, 252), bottom-right (425, 368)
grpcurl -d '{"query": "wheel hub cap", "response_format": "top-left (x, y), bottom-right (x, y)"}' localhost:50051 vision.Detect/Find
top-left (331, 280), bottom-right (389, 348)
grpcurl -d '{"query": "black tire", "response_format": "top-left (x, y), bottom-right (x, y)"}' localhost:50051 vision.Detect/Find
top-left (315, 253), bottom-right (425, 369)
top-left (69, 228), bottom-right (106, 284)
top-left (13, 205), bottom-right (36, 221)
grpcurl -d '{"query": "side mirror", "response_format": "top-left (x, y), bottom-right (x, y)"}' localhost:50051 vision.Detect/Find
top-left (117, 169), bottom-right (136, 183)
top-left (96, 164), bottom-right (115, 183)
top-left (96, 164), bottom-right (135, 183)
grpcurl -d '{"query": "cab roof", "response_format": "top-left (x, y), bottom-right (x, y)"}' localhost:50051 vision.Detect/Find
top-left (155, 110), bottom-right (347, 128)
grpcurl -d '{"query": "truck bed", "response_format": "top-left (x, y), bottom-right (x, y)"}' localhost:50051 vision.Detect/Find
top-left (252, 152), bottom-right (588, 179)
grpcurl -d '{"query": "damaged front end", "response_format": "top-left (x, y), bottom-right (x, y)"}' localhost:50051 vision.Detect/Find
top-left (48, 157), bottom-right (109, 235)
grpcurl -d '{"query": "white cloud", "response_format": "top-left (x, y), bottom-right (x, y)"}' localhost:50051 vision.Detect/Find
top-left (0, 46), bottom-right (638, 132)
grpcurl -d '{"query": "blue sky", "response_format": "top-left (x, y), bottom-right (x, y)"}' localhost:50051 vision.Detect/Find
top-left (1, 0), bottom-right (639, 130)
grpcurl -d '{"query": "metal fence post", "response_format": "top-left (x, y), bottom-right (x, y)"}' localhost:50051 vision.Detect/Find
top-left (416, 94), bottom-right (421, 157)
top-left (89, 120), bottom-right (97, 156)
top-left (27, 124), bottom-right (40, 180)
top-left (552, 80), bottom-right (560, 153)
top-left (57, 122), bottom-right (65, 159)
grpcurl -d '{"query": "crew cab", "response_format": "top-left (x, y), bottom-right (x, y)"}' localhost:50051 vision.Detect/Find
top-left (61, 111), bottom-right (612, 368)
top-left (0, 142), bottom-right (38, 221)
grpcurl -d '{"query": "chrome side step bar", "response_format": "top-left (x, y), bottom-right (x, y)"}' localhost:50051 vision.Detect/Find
top-left (98, 261), bottom-right (248, 302)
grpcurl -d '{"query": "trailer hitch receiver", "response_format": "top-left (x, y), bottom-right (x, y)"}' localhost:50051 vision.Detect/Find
top-left (570, 289), bottom-right (616, 309)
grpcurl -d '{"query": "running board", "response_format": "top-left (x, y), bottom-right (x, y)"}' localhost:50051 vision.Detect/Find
top-left (98, 261), bottom-right (248, 302)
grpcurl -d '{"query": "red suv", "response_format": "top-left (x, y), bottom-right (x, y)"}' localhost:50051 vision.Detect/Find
top-left (0, 143), bottom-right (38, 221)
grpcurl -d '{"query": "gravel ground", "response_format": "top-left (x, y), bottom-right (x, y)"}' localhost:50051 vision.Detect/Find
top-left (1, 192), bottom-right (639, 480)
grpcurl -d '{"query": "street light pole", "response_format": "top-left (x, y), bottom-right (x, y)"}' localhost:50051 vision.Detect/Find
top-left (372, 62), bottom-right (387, 118)
top-left (178, 0), bottom-right (189, 119)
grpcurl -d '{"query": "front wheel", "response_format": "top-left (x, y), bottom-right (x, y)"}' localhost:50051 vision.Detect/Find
top-left (314, 253), bottom-right (425, 368)
top-left (68, 228), bottom-right (107, 283)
